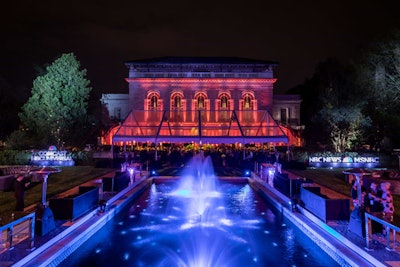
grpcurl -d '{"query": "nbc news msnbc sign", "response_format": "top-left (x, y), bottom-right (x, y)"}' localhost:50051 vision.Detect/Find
top-left (309, 156), bottom-right (379, 168)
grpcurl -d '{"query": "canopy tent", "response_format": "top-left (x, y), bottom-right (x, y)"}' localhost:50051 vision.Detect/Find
top-left (112, 110), bottom-right (288, 144)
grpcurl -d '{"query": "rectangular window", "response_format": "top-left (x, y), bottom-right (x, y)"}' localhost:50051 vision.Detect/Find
top-left (280, 108), bottom-right (287, 124)
top-left (114, 108), bottom-right (122, 121)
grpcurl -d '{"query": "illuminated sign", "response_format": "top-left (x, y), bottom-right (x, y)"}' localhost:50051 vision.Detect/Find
top-left (309, 156), bottom-right (379, 168)
top-left (31, 150), bottom-right (75, 166)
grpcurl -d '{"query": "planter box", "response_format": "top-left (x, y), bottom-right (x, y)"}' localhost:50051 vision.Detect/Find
top-left (273, 173), bottom-right (313, 197)
top-left (301, 186), bottom-right (350, 222)
top-left (102, 171), bottom-right (130, 192)
top-left (49, 186), bottom-right (99, 221)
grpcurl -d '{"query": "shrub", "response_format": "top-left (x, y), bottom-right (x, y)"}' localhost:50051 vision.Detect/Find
top-left (0, 150), bottom-right (31, 165)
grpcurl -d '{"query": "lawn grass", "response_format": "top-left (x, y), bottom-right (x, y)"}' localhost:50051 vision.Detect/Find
top-left (287, 168), bottom-right (351, 196)
top-left (0, 166), bottom-right (115, 215)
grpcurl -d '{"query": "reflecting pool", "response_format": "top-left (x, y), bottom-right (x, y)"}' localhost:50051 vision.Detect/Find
top-left (61, 158), bottom-right (339, 267)
top-left (62, 156), bottom-right (339, 266)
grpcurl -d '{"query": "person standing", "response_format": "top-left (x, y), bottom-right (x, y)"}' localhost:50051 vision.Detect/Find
top-left (13, 174), bottom-right (30, 211)
top-left (381, 182), bottom-right (394, 217)
top-left (350, 179), bottom-right (366, 207)
top-left (380, 182), bottom-right (395, 236)
top-left (365, 182), bottom-right (383, 213)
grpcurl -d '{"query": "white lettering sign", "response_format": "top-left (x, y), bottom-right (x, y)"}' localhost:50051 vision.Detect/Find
top-left (309, 156), bottom-right (379, 164)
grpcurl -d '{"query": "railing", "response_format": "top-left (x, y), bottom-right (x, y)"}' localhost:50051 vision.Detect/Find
top-left (0, 166), bottom-right (31, 175)
top-left (365, 212), bottom-right (398, 251)
top-left (0, 212), bottom-right (35, 252)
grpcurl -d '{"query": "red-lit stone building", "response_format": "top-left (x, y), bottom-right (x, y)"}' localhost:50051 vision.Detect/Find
top-left (100, 57), bottom-right (303, 147)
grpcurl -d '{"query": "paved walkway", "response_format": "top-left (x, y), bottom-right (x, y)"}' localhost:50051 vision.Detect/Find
top-left (0, 170), bottom-right (124, 267)
top-left (281, 170), bottom-right (400, 267)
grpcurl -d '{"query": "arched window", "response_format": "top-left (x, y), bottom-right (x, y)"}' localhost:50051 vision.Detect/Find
top-left (216, 92), bottom-right (232, 122)
top-left (221, 96), bottom-right (227, 108)
top-left (170, 91), bottom-right (185, 110)
top-left (170, 91), bottom-right (185, 111)
top-left (170, 92), bottom-right (185, 121)
top-left (198, 96), bottom-right (204, 108)
top-left (146, 91), bottom-right (162, 111)
top-left (174, 95), bottom-right (181, 108)
top-left (151, 96), bottom-right (158, 108)
top-left (240, 91), bottom-right (255, 110)
top-left (194, 92), bottom-right (208, 110)
top-left (239, 91), bottom-right (255, 122)
top-left (244, 94), bottom-right (251, 109)
top-left (193, 92), bottom-right (209, 122)
top-left (217, 92), bottom-right (231, 110)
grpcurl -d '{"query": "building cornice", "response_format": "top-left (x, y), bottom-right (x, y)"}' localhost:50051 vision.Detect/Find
top-left (125, 78), bottom-right (277, 84)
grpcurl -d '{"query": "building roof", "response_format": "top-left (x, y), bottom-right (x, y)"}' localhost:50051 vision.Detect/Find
top-left (124, 56), bottom-right (278, 66)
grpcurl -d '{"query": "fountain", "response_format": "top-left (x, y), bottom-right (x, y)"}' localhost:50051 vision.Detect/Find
top-left (62, 154), bottom-right (339, 266)
top-left (170, 155), bottom-right (222, 223)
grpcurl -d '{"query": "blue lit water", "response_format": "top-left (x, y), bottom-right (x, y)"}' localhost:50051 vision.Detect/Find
top-left (62, 180), bottom-right (339, 267)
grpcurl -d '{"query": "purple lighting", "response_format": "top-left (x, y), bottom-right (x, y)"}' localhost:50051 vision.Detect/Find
top-left (31, 148), bottom-right (75, 167)
top-left (309, 155), bottom-right (379, 168)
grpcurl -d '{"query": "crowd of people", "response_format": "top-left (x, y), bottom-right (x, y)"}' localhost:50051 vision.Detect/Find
top-left (350, 178), bottom-right (395, 234)
top-left (351, 179), bottom-right (394, 216)
top-left (118, 145), bottom-right (289, 172)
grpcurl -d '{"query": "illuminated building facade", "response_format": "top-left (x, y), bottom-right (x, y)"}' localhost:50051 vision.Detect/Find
top-left (101, 57), bottom-right (303, 146)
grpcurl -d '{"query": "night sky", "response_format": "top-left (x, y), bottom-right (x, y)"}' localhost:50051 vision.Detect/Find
top-left (1, 0), bottom-right (399, 98)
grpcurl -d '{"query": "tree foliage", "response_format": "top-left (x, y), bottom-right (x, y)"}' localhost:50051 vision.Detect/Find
top-left (5, 130), bottom-right (36, 150)
top-left (356, 29), bottom-right (400, 151)
top-left (19, 53), bottom-right (92, 148)
top-left (296, 29), bottom-right (400, 153)
top-left (357, 29), bottom-right (400, 108)
top-left (319, 106), bottom-right (370, 152)
top-left (294, 58), bottom-right (370, 152)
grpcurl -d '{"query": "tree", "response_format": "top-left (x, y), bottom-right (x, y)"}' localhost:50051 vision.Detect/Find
top-left (356, 29), bottom-right (400, 151)
top-left (357, 29), bottom-right (400, 108)
top-left (319, 106), bottom-right (370, 152)
top-left (19, 53), bottom-right (92, 148)
top-left (295, 58), bottom-right (370, 152)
